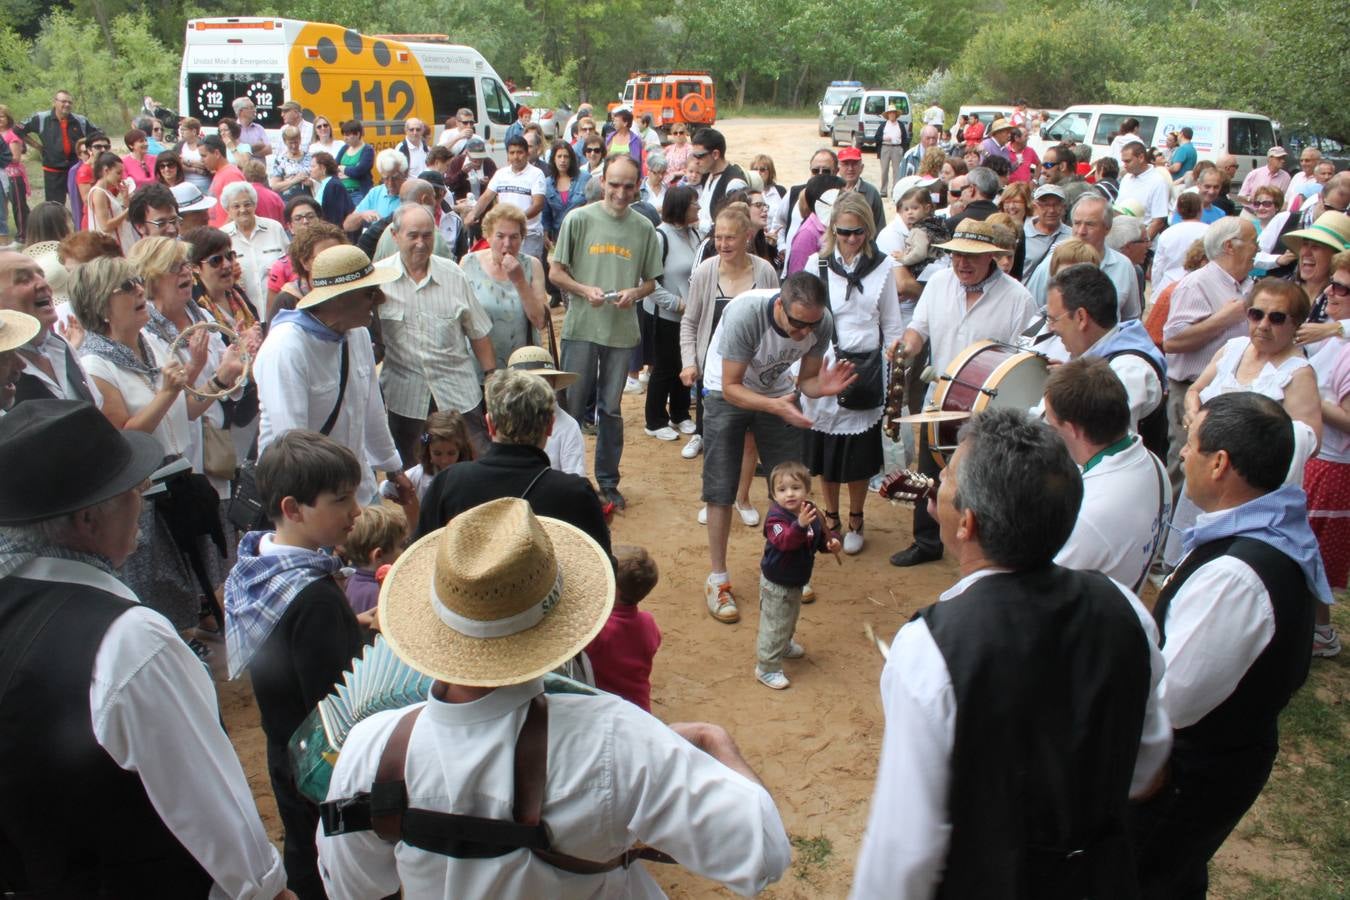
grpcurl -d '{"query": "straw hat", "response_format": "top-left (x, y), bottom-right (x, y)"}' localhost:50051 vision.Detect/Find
top-left (0, 309), bottom-right (40, 353)
top-left (936, 219), bottom-right (1008, 254)
top-left (20, 241), bottom-right (59, 259)
top-left (989, 117), bottom-right (1013, 135)
top-left (508, 345), bottom-right (577, 389)
top-left (378, 497), bottom-right (615, 687)
top-left (1281, 211), bottom-right (1350, 254)
top-left (296, 245), bottom-right (400, 310)
top-left (883, 106), bottom-right (901, 119)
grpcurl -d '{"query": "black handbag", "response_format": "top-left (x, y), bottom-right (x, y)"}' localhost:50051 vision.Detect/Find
top-left (817, 256), bottom-right (885, 410)
top-left (228, 339), bottom-right (349, 531)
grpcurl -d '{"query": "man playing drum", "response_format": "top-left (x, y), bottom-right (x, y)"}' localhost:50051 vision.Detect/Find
top-left (886, 220), bottom-right (1037, 567)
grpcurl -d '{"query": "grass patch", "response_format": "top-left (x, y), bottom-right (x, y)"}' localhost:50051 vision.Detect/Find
top-left (1218, 597), bottom-right (1349, 898)
top-left (728, 103), bottom-right (816, 119)
top-left (790, 833), bottom-right (834, 883)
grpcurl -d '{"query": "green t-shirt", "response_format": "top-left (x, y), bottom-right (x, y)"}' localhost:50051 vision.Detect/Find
top-left (553, 202), bottom-right (663, 348)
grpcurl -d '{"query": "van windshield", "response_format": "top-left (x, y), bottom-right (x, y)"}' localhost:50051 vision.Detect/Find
top-left (824, 88), bottom-right (854, 105)
top-left (186, 73), bottom-right (283, 127)
top-left (1045, 111), bottom-right (1090, 143)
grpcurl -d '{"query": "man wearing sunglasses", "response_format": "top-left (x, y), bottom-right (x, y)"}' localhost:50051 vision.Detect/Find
top-left (698, 273), bottom-right (854, 624)
top-left (394, 117), bottom-right (430, 178)
top-left (689, 128), bottom-right (747, 235)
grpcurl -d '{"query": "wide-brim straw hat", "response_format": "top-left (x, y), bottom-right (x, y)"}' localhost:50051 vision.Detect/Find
top-left (378, 497), bottom-right (615, 687)
top-left (508, 345), bottom-right (577, 389)
top-left (936, 219), bottom-right (1008, 254)
top-left (0, 309), bottom-right (40, 353)
top-left (297, 245), bottom-right (400, 310)
top-left (1282, 211), bottom-right (1350, 254)
top-left (988, 117), bottom-right (1013, 135)
top-left (20, 241), bottom-right (60, 259)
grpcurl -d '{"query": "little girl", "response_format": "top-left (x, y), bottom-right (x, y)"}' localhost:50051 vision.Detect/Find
top-left (381, 410), bottom-right (474, 504)
top-left (756, 461), bottom-right (841, 690)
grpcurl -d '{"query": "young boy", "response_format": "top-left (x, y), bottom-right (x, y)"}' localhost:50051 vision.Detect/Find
top-left (340, 503), bottom-right (407, 622)
top-left (584, 544), bottom-right (662, 711)
top-left (223, 430), bottom-right (368, 899)
top-left (757, 461), bottom-right (841, 690)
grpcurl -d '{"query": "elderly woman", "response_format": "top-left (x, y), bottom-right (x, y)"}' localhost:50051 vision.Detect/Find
top-left (308, 151), bottom-right (355, 228)
top-left (121, 129), bottom-right (157, 190)
top-left (154, 151), bottom-right (185, 189)
top-left (337, 120), bottom-right (374, 202)
top-left (85, 151), bottom-right (138, 254)
top-left (1249, 185), bottom-right (1292, 275)
top-left (269, 126), bottom-right (312, 201)
top-left (183, 227), bottom-right (260, 335)
top-left (68, 255), bottom-right (210, 633)
top-left (542, 139), bottom-right (588, 245)
top-left (800, 192), bottom-right (902, 555)
top-left (642, 152), bottom-right (668, 209)
top-left (1106, 215), bottom-right (1150, 299)
top-left (1304, 250), bottom-right (1350, 656)
top-left (643, 185), bottom-right (701, 441)
top-left (219, 182), bottom-right (290, 312)
top-left (173, 117), bottom-right (212, 192)
top-left (459, 203), bottom-right (547, 375)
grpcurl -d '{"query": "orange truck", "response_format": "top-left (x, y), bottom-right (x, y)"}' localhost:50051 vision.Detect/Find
top-left (608, 70), bottom-right (716, 136)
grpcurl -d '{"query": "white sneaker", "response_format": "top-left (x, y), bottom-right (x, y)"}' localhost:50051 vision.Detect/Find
top-left (843, 529), bottom-right (864, 555)
top-left (644, 425), bottom-right (679, 441)
top-left (673, 418), bottom-right (697, 435)
top-left (681, 434), bottom-right (703, 459)
top-left (756, 667), bottom-right (790, 690)
top-left (624, 377), bottom-right (643, 394)
top-left (784, 639), bottom-right (805, 659)
top-left (801, 583), bottom-right (816, 604)
top-left (735, 501), bottom-right (760, 527)
top-left (706, 579), bottom-right (740, 623)
top-left (697, 504), bottom-right (707, 525)
top-left (638, 369), bottom-right (650, 384)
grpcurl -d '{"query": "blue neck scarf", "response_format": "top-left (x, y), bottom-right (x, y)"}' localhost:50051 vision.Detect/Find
top-left (270, 308), bottom-right (344, 343)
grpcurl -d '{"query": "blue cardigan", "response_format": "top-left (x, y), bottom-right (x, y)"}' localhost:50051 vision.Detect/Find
top-left (542, 170), bottom-right (590, 239)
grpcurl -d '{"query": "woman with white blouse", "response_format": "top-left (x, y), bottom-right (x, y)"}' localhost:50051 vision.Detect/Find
top-left (220, 181), bottom-right (290, 312)
top-left (800, 191), bottom-right (903, 555)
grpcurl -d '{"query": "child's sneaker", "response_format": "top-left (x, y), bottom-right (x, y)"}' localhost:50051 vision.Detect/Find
top-left (801, 583), bottom-right (815, 604)
top-left (784, 639), bottom-right (806, 659)
top-left (756, 667), bottom-right (790, 690)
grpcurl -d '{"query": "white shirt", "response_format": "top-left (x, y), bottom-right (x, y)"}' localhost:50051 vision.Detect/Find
top-left (1156, 548), bottom-right (1277, 728)
top-left (850, 568), bottom-right (1171, 899)
top-left (923, 105), bottom-right (945, 126)
top-left (1150, 220), bottom-right (1209, 292)
top-left (19, 330), bottom-right (102, 406)
top-left (83, 351), bottom-right (191, 458)
top-left (697, 169), bottom-right (748, 234)
top-left (223, 217), bottom-right (290, 311)
top-left (487, 164), bottom-right (547, 235)
top-left (704, 289), bottom-right (830, 396)
top-left (1309, 337), bottom-right (1350, 463)
top-left (908, 267), bottom-right (1037, 377)
top-left (1055, 436), bottom-right (1171, 592)
top-left (1117, 167), bottom-right (1172, 223)
top-left (317, 679), bottom-right (791, 899)
top-left (546, 402), bottom-right (587, 477)
top-left (375, 254), bottom-right (492, 418)
top-left (403, 140), bottom-right (429, 178)
top-left (254, 319), bottom-right (400, 506)
top-left (1082, 326), bottom-right (1165, 428)
top-left (12, 556), bottom-right (286, 900)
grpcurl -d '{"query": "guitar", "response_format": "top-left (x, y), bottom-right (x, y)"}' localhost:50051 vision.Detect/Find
top-left (877, 468), bottom-right (938, 505)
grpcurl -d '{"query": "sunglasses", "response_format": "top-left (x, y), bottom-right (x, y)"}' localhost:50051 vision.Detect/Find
top-left (1327, 281), bottom-right (1350, 297)
top-left (1246, 307), bottom-right (1289, 325)
top-left (91, 145), bottom-right (111, 152)
top-left (690, 149), bottom-right (709, 159)
top-left (671, 130), bottom-right (686, 135)
top-left (315, 123), bottom-right (331, 129)
top-left (834, 226), bottom-right (866, 237)
top-left (114, 276), bottom-right (145, 295)
top-left (784, 308), bottom-right (824, 331)
top-left (585, 146), bottom-right (604, 154)
top-left (203, 250), bottom-right (239, 268)
top-left (810, 166), bottom-right (833, 175)
top-left (1252, 200), bottom-right (1277, 208)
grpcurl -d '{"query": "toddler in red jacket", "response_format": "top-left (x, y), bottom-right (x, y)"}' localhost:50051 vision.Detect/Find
top-left (585, 544), bottom-right (662, 712)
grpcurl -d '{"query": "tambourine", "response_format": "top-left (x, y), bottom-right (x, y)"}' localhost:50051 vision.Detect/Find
top-left (167, 320), bottom-right (251, 401)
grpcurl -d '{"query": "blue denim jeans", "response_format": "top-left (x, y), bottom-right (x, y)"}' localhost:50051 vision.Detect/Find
top-left (560, 339), bottom-right (631, 488)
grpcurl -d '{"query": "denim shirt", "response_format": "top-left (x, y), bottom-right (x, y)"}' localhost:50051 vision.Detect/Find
top-left (542, 170), bottom-right (590, 239)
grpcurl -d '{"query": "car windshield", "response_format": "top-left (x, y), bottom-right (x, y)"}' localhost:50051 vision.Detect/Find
top-left (825, 88), bottom-right (854, 104)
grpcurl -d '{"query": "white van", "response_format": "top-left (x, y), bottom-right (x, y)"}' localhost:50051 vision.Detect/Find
top-left (179, 18), bottom-right (517, 164)
top-left (1028, 104), bottom-right (1277, 181)
top-left (830, 90), bottom-right (913, 149)
top-left (818, 80), bottom-right (862, 136)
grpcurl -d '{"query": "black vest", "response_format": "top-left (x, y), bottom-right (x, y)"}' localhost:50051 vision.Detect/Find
top-left (919, 566), bottom-right (1151, 900)
top-left (13, 342), bottom-right (96, 407)
top-left (707, 163), bottom-right (747, 216)
top-left (0, 575), bottom-right (213, 898)
top-left (1154, 536), bottom-right (1313, 753)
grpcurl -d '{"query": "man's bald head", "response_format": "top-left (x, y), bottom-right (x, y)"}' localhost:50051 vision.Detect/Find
top-left (919, 125), bottom-right (939, 147)
top-left (399, 178), bottom-right (437, 209)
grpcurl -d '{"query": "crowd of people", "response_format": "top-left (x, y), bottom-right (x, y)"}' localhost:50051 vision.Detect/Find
top-left (0, 84), bottom-right (1345, 899)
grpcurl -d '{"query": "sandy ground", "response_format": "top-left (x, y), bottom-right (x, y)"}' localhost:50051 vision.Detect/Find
top-left (211, 118), bottom-right (1263, 897)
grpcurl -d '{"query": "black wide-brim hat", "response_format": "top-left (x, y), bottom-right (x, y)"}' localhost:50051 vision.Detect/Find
top-left (0, 400), bottom-right (164, 525)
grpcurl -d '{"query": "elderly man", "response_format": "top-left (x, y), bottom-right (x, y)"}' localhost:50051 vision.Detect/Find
top-left (1117, 140), bottom-right (1170, 239)
top-left (1285, 147), bottom-right (1322, 202)
top-left (888, 220), bottom-right (1038, 567)
top-left (1298, 170), bottom-right (1350, 228)
top-left (783, 148), bottom-right (838, 259)
top-left (375, 203), bottom-right (495, 466)
top-left (202, 135), bottom-right (245, 228)
top-left (1026, 193), bottom-right (1142, 319)
top-left (0, 400), bottom-right (293, 899)
top-left (1132, 393), bottom-right (1324, 897)
top-left (835, 146), bottom-right (888, 230)
top-left (463, 135), bottom-right (547, 259)
top-left (232, 96), bottom-right (270, 158)
top-left (254, 245), bottom-right (410, 507)
top-left (946, 166), bottom-right (999, 232)
top-left (127, 183), bottom-right (182, 240)
top-left (1021, 184), bottom-right (1072, 277)
top-left (549, 155), bottom-right (662, 511)
top-left (1238, 146), bottom-right (1292, 205)
top-left (874, 105), bottom-right (908, 197)
top-left (415, 367), bottom-right (609, 553)
top-left (689, 128), bottom-right (748, 234)
top-left (1160, 216), bottom-right (1256, 493)
top-left (1168, 126), bottom-right (1198, 183)
top-left (324, 494), bottom-right (790, 897)
top-left (852, 407), bottom-right (1169, 898)
top-left (271, 101), bottom-right (312, 154)
top-left (344, 149), bottom-right (410, 234)
top-left (1044, 358), bottom-right (1170, 590)
top-left (1173, 165), bottom-right (1231, 225)
top-left (1045, 263), bottom-right (1167, 449)
top-left (978, 117), bottom-right (1013, 165)
top-left (395, 117), bottom-right (430, 177)
top-left (0, 251), bottom-right (97, 406)
top-left (18, 89), bottom-right (96, 207)
top-left (896, 124), bottom-right (939, 187)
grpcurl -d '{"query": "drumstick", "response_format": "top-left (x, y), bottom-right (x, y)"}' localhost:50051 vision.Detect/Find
top-left (863, 622), bottom-right (889, 660)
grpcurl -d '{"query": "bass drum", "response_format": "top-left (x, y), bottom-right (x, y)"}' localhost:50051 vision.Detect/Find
top-left (927, 340), bottom-right (1049, 468)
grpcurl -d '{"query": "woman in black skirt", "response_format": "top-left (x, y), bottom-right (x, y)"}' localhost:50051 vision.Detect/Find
top-left (800, 191), bottom-right (904, 555)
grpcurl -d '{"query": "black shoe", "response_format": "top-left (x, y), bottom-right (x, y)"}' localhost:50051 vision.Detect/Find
top-left (602, 486), bottom-right (627, 511)
top-left (889, 543), bottom-right (943, 567)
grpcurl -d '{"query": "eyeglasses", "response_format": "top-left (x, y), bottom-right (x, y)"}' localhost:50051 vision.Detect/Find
top-left (1044, 310), bottom-right (1071, 326)
top-left (203, 250), bottom-right (239, 268)
top-left (671, 130), bottom-right (686, 135)
top-left (749, 200), bottom-right (770, 209)
top-left (1246, 307), bottom-right (1289, 325)
top-left (810, 166), bottom-right (833, 175)
top-left (1328, 280), bottom-right (1350, 297)
top-left (145, 215), bottom-right (182, 228)
top-left (290, 212), bottom-right (318, 224)
top-left (113, 276), bottom-right (145, 295)
top-left (833, 226), bottom-right (866, 237)
top-left (91, 144), bottom-right (110, 152)
top-left (459, 118), bottom-right (474, 125)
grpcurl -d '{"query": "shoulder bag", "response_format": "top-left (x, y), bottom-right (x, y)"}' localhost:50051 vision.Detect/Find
top-left (817, 256), bottom-right (884, 410)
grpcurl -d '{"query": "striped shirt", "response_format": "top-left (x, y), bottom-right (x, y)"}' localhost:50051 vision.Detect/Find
top-left (1162, 261), bottom-right (1252, 381)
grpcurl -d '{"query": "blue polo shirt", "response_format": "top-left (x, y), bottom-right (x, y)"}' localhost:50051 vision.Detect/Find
top-left (1170, 142), bottom-right (1197, 182)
